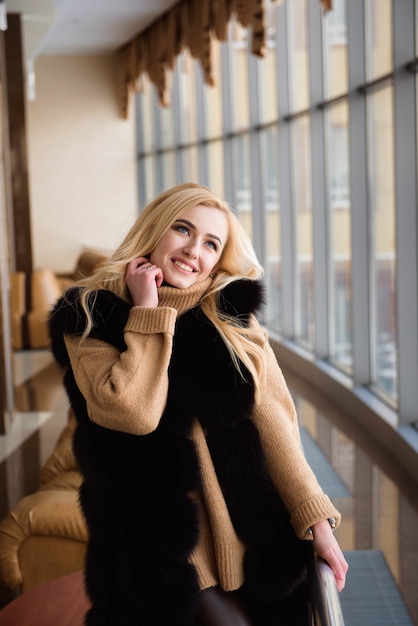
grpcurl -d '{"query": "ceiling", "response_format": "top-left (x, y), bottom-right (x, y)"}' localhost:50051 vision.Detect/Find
top-left (7, 0), bottom-right (180, 60)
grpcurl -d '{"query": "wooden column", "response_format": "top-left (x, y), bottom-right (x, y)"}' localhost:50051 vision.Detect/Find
top-left (0, 29), bottom-right (15, 433)
top-left (4, 13), bottom-right (33, 277)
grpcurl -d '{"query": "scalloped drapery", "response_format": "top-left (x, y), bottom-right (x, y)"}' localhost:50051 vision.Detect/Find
top-left (118, 0), bottom-right (333, 119)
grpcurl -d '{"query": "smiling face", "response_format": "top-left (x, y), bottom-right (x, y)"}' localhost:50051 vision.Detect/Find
top-left (149, 204), bottom-right (229, 288)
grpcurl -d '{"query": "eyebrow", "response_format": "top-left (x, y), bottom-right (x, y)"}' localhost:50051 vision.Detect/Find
top-left (175, 219), bottom-right (223, 246)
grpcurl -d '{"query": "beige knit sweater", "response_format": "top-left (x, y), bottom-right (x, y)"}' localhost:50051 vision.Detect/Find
top-left (64, 278), bottom-right (341, 591)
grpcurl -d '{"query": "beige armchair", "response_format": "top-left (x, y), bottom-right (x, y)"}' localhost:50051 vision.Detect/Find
top-left (26, 269), bottom-right (63, 349)
top-left (0, 414), bottom-right (88, 592)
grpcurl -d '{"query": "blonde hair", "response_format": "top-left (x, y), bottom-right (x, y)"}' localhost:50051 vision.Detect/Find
top-left (78, 183), bottom-right (267, 394)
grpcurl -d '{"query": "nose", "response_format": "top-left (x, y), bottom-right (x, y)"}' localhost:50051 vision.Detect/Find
top-left (183, 240), bottom-right (199, 258)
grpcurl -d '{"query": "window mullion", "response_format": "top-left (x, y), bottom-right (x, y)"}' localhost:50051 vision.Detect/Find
top-left (348, 0), bottom-right (371, 386)
top-left (393, 0), bottom-right (418, 425)
top-left (309, 0), bottom-right (329, 359)
top-left (277, 1), bottom-right (295, 338)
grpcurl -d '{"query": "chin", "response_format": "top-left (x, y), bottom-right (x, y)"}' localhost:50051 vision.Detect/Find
top-left (167, 273), bottom-right (199, 289)
top-left (178, 279), bottom-right (197, 289)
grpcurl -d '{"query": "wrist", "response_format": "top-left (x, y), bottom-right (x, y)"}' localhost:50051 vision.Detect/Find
top-left (306, 517), bottom-right (336, 539)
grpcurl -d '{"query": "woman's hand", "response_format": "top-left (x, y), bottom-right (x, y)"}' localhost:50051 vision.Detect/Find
top-left (125, 257), bottom-right (164, 307)
top-left (311, 519), bottom-right (349, 592)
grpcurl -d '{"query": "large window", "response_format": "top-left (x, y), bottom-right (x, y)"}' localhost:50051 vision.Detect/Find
top-left (229, 19), bottom-right (250, 131)
top-left (201, 39), bottom-right (223, 138)
top-left (206, 141), bottom-right (225, 199)
top-left (326, 103), bottom-right (352, 370)
top-left (323, 0), bottom-right (348, 99)
top-left (177, 50), bottom-right (198, 145)
top-left (262, 127), bottom-right (282, 329)
top-left (291, 116), bottom-right (314, 347)
top-left (368, 86), bottom-right (397, 401)
top-left (287, 0), bottom-right (309, 112)
top-left (256, 3), bottom-right (278, 124)
top-left (231, 134), bottom-right (252, 236)
top-left (136, 0), bottom-right (418, 424)
top-left (365, 0), bottom-right (393, 79)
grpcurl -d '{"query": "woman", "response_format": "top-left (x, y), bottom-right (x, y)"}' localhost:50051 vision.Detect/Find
top-left (49, 183), bottom-right (348, 626)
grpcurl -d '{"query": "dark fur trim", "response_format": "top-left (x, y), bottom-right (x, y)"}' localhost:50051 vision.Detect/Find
top-left (48, 287), bottom-right (131, 368)
top-left (218, 278), bottom-right (266, 319)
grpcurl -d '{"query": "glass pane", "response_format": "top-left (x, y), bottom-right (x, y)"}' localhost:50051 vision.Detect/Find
top-left (323, 0), bottom-right (348, 99)
top-left (180, 147), bottom-right (199, 184)
top-left (206, 141), bottom-right (225, 198)
top-left (369, 87), bottom-right (397, 401)
top-left (231, 134), bottom-right (252, 237)
top-left (256, 3), bottom-right (278, 124)
top-left (159, 151), bottom-right (177, 191)
top-left (365, 0), bottom-right (393, 79)
top-left (326, 102), bottom-right (352, 370)
top-left (291, 115), bottom-right (314, 347)
top-left (261, 127), bottom-right (282, 330)
top-left (229, 19), bottom-right (250, 130)
top-left (156, 97), bottom-right (175, 150)
top-left (138, 156), bottom-right (157, 209)
top-left (177, 50), bottom-right (197, 144)
top-left (416, 0), bottom-right (418, 55)
top-left (137, 76), bottom-right (155, 152)
top-left (287, 0), bottom-right (309, 112)
top-left (202, 39), bottom-right (223, 138)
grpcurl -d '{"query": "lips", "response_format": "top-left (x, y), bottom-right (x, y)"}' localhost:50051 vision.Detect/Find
top-left (173, 259), bottom-right (196, 273)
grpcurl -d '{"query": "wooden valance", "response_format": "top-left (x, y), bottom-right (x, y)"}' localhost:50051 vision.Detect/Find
top-left (118, 0), bottom-right (333, 119)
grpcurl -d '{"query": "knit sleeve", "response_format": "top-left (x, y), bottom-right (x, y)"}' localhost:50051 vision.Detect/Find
top-left (251, 337), bottom-right (341, 539)
top-left (64, 305), bottom-right (177, 436)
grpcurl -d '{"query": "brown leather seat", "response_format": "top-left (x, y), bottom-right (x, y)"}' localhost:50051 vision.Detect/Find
top-left (0, 413), bottom-right (88, 592)
top-left (26, 268), bottom-right (62, 349)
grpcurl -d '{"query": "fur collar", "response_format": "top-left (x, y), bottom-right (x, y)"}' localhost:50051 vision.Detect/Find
top-left (49, 279), bottom-right (265, 368)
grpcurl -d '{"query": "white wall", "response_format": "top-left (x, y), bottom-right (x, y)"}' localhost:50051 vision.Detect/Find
top-left (26, 54), bottom-right (138, 272)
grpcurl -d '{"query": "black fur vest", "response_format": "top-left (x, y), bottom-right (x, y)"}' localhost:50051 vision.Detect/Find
top-left (49, 281), bottom-right (311, 626)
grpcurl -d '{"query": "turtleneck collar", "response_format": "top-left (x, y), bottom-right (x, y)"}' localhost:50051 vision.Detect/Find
top-left (157, 276), bottom-right (213, 316)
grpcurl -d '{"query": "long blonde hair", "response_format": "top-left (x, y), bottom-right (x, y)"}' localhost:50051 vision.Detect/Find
top-left (78, 183), bottom-right (267, 394)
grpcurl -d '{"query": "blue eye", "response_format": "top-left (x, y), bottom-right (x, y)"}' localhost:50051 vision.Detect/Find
top-left (175, 225), bottom-right (189, 235)
top-left (206, 240), bottom-right (218, 251)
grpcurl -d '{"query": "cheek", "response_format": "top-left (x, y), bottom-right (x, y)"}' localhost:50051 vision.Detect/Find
top-left (149, 250), bottom-right (158, 264)
top-left (149, 237), bottom-right (171, 264)
top-left (204, 251), bottom-right (221, 272)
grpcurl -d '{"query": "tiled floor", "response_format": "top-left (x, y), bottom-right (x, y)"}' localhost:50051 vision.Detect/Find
top-left (0, 350), bottom-right (417, 624)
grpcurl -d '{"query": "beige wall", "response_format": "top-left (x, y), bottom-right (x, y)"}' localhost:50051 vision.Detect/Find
top-left (26, 55), bottom-right (138, 273)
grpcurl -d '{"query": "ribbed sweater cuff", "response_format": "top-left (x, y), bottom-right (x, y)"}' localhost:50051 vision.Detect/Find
top-left (124, 306), bottom-right (177, 335)
top-left (213, 543), bottom-right (245, 591)
top-left (290, 494), bottom-right (341, 539)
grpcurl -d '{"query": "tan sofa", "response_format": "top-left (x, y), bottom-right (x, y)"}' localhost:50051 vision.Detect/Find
top-left (0, 414), bottom-right (87, 592)
top-left (10, 249), bottom-right (107, 350)
top-left (56, 248), bottom-right (107, 291)
top-left (26, 268), bottom-right (63, 349)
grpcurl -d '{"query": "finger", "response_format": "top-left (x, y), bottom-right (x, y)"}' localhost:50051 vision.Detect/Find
top-left (336, 571), bottom-right (347, 592)
top-left (332, 552), bottom-right (348, 592)
top-left (126, 258), bottom-right (147, 274)
top-left (145, 266), bottom-right (164, 288)
top-left (155, 268), bottom-right (164, 288)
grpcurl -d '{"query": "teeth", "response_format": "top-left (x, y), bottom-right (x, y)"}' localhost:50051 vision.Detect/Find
top-left (174, 260), bottom-right (194, 273)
